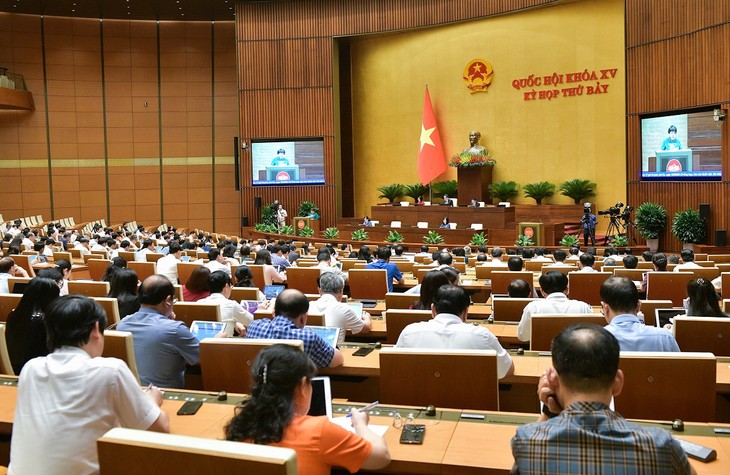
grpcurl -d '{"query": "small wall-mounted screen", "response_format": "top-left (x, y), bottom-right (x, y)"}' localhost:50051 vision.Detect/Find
top-left (641, 109), bottom-right (722, 181)
top-left (251, 138), bottom-right (325, 186)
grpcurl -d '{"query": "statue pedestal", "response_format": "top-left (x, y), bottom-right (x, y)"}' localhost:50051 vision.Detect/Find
top-left (457, 166), bottom-right (493, 204)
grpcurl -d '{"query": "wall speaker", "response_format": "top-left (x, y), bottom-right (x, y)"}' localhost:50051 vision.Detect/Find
top-left (241, 216), bottom-right (249, 227)
top-left (254, 197), bottom-right (262, 208)
top-left (699, 203), bottom-right (710, 220)
top-left (716, 230), bottom-right (727, 247)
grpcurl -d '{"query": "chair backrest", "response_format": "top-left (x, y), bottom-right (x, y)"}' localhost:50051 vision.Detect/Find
top-left (286, 266), bottom-right (321, 294)
top-left (93, 297), bottom-right (121, 325)
top-left (646, 272), bottom-right (693, 305)
top-left (87, 258), bottom-right (111, 281)
top-left (385, 292), bottom-right (419, 310)
top-left (613, 268), bottom-right (646, 281)
top-left (348, 269), bottom-right (388, 300)
top-left (384, 309), bottom-right (432, 344)
top-left (247, 265), bottom-right (266, 291)
top-left (0, 323), bottom-right (15, 375)
top-left (637, 299), bottom-right (673, 327)
top-left (470, 223), bottom-right (483, 230)
top-left (524, 260), bottom-right (546, 272)
top-left (98, 428), bottom-right (298, 475)
top-left (229, 287), bottom-right (261, 302)
top-left (474, 265), bottom-right (507, 280)
top-left (690, 266), bottom-right (721, 281)
top-left (85, 251), bottom-right (109, 263)
top-left (7, 277), bottom-right (31, 293)
top-left (128, 261), bottom-right (157, 282)
top-left (672, 316), bottom-right (730, 356)
top-left (448, 223), bottom-right (457, 229)
top-left (416, 221), bottom-right (428, 229)
top-left (305, 313), bottom-right (324, 326)
top-left (709, 254), bottom-right (730, 264)
top-left (10, 254), bottom-right (35, 278)
top-left (102, 330), bottom-right (139, 382)
top-left (145, 252), bottom-right (165, 263)
top-left (636, 261), bottom-right (654, 269)
top-left (176, 262), bottom-right (202, 286)
top-left (722, 272), bottom-right (730, 299)
top-left (118, 251), bottom-right (136, 262)
top-left (541, 265), bottom-right (577, 275)
top-left (491, 297), bottom-right (537, 322)
top-left (68, 280), bottom-right (110, 298)
top-left (490, 271), bottom-right (534, 295)
top-left (529, 314), bottom-right (607, 351)
top-left (0, 294), bottom-right (23, 322)
top-left (52, 251), bottom-right (72, 264)
top-left (390, 221), bottom-right (402, 228)
top-left (172, 302), bottom-right (221, 328)
top-left (567, 272), bottom-right (611, 306)
top-left (615, 351), bottom-right (716, 422)
top-left (379, 347), bottom-right (499, 410)
top-left (200, 339), bottom-right (303, 393)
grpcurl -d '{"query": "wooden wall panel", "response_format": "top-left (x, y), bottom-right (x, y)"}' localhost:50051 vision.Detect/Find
top-left (239, 89), bottom-right (334, 138)
top-left (238, 39), bottom-right (333, 90)
top-left (626, 0), bottom-right (730, 47)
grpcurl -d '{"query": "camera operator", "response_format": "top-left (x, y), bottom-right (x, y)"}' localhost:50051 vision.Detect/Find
top-left (581, 207), bottom-right (597, 246)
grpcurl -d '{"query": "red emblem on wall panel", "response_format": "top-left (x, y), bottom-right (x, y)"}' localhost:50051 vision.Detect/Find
top-left (666, 159), bottom-right (682, 172)
top-left (524, 227), bottom-right (534, 238)
top-left (463, 59), bottom-right (494, 93)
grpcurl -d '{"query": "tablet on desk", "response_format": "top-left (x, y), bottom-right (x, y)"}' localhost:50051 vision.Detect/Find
top-left (307, 326), bottom-right (340, 348)
top-left (189, 320), bottom-right (233, 341)
top-left (263, 284), bottom-right (285, 300)
top-left (307, 376), bottom-right (333, 418)
top-left (655, 308), bottom-right (686, 328)
top-left (359, 299), bottom-right (378, 309)
top-left (345, 301), bottom-right (364, 316)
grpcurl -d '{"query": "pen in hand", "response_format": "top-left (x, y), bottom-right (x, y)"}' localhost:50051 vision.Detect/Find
top-left (347, 401), bottom-right (379, 417)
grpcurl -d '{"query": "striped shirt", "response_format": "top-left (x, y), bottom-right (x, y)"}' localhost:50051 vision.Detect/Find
top-left (245, 315), bottom-right (334, 368)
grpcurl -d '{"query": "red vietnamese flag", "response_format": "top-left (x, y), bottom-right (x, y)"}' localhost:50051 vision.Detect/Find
top-left (417, 86), bottom-right (447, 185)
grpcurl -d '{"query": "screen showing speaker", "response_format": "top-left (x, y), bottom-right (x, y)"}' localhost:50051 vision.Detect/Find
top-left (251, 138), bottom-right (325, 186)
top-left (640, 108), bottom-right (722, 181)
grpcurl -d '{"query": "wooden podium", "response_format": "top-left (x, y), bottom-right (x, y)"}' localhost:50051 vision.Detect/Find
top-left (294, 216), bottom-right (319, 235)
top-left (518, 222), bottom-right (543, 246)
top-left (457, 166), bottom-right (493, 204)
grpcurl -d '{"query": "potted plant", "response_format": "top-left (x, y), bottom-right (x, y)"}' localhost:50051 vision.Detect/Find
top-left (635, 202), bottom-right (667, 252)
top-left (323, 227), bottom-right (340, 239)
top-left (298, 226), bottom-right (314, 238)
top-left (671, 208), bottom-right (706, 250)
top-left (488, 181), bottom-right (520, 203)
top-left (558, 179), bottom-right (597, 204)
top-left (559, 234), bottom-right (580, 247)
top-left (432, 180), bottom-right (458, 200)
top-left (261, 203), bottom-right (278, 226)
top-left (470, 232), bottom-right (488, 246)
top-left (610, 234), bottom-right (629, 248)
top-left (386, 230), bottom-right (404, 243)
top-left (279, 225), bottom-right (295, 236)
top-left (515, 235), bottom-right (534, 247)
top-left (523, 181), bottom-right (555, 205)
top-left (403, 183), bottom-right (428, 203)
top-left (297, 200), bottom-right (318, 218)
top-left (376, 183), bottom-right (405, 205)
top-left (423, 230), bottom-right (444, 244)
top-left (351, 228), bottom-right (369, 241)
top-left (254, 223), bottom-right (277, 233)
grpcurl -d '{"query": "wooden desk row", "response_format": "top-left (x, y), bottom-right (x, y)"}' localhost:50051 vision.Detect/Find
top-left (1, 379), bottom-right (728, 474)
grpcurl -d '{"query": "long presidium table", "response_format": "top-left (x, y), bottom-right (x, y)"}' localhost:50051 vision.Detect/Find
top-left (0, 377), bottom-right (729, 474)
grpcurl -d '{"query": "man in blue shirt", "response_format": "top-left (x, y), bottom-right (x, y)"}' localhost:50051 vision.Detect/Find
top-left (601, 275), bottom-right (681, 351)
top-left (365, 247), bottom-right (404, 292)
top-left (246, 289), bottom-right (344, 368)
top-left (118, 275), bottom-right (202, 388)
top-left (511, 324), bottom-right (690, 474)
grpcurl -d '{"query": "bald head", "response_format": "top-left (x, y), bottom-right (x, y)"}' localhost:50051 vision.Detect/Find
top-left (0, 257), bottom-right (14, 273)
top-left (273, 289), bottom-right (310, 322)
top-left (139, 274), bottom-right (175, 306)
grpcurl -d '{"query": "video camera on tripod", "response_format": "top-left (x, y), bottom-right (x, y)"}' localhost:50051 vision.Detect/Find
top-left (598, 202), bottom-right (624, 218)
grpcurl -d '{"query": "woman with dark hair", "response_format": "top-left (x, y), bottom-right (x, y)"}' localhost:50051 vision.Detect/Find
top-left (687, 278), bottom-right (727, 317)
top-left (183, 266), bottom-right (211, 302)
top-left (5, 277), bottom-right (61, 374)
top-left (234, 265), bottom-right (255, 288)
top-left (225, 344), bottom-right (389, 474)
top-left (101, 256), bottom-right (127, 283)
top-left (108, 268), bottom-right (141, 319)
top-left (357, 246), bottom-right (373, 263)
top-left (439, 217), bottom-right (450, 229)
top-left (412, 270), bottom-right (450, 310)
top-left (222, 243), bottom-right (240, 266)
top-left (254, 249), bottom-right (286, 285)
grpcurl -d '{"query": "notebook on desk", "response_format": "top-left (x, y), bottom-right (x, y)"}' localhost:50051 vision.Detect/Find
top-left (307, 325), bottom-right (340, 348)
top-left (263, 284), bottom-right (285, 300)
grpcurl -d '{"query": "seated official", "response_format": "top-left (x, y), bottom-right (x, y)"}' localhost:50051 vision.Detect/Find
top-left (9, 295), bottom-right (169, 474)
top-left (518, 272), bottom-right (592, 342)
top-left (197, 270), bottom-right (252, 334)
top-left (508, 279), bottom-right (532, 298)
top-left (511, 324), bottom-right (692, 474)
top-left (601, 275), bottom-right (680, 351)
top-left (396, 285), bottom-right (514, 379)
top-left (577, 253), bottom-right (597, 272)
top-left (310, 272), bottom-right (371, 343)
top-left (246, 289), bottom-right (344, 368)
top-left (674, 249), bottom-right (701, 272)
top-left (365, 247), bottom-right (404, 292)
top-left (225, 344), bottom-right (390, 474)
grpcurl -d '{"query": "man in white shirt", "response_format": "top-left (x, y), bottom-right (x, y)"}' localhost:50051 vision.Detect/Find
top-left (577, 253), bottom-right (597, 272)
top-left (518, 271), bottom-right (593, 342)
top-left (136, 239), bottom-right (156, 262)
top-left (9, 295), bottom-right (169, 474)
top-left (309, 272), bottom-right (370, 343)
top-left (197, 270), bottom-right (252, 334)
top-left (396, 285), bottom-right (514, 379)
top-left (203, 247), bottom-right (232, 277)
top-left (156, 241), bottom-right (182, 284)
top-left (484, 247), bottom-right (508, 267)
top-left (674, 249), bottom-right (702, 272)
top-left (316, 248), bottom-right (348, 282)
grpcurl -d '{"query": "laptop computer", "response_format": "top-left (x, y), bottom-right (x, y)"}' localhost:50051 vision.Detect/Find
top-left (307, 325), bottom-right (340, 348)
top-left (307, 376), bottom-right (333, 418)
top-left (655, 308), bottom-right (686, 328)
top-left (263, 284), bottom-right (286, 300)
top-left (189, 320), bottom-right (233, 341)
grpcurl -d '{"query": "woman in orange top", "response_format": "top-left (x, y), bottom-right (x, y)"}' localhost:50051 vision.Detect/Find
top-left (225, 344), bottom-right (390, 475)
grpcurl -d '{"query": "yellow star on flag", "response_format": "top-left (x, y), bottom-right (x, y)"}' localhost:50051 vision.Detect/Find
top-left (419, 124), bottom-right (435, 151)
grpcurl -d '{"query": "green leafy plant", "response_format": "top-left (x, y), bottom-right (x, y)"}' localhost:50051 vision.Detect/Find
top-left (432, 180), bottom-right (458, 198)
top-left (254, 223), bottom-right (277, 233)
top-left (403, 183), bottom-right (428, 201)
top-left (261, 203), bottom-right (278, 226)
top-left (559, 179), bottom-right (597, 204)
top-left (279, 225), bottom-right (295, 236)
top-left (671, 208), bottom-right (706, 244)
top-left (323, 227), bottom-right (340, 239)
top-left (635, 202), bottom-right (668, 240)
top-left (610, 234), bottom-right (629, 247)
top-left (376, 183), bottom-right (405, 204)
top-left (298, 226), bottom-right (314, 238)
top-left (385, 230), bottom-right (404, 243)
top-left (469, 232), bottom-right (488, 246)
top-left (351, 228), bottom-right (369, 241)
top-left (489, 181), bottom-right (520, 202)
top-left (559, 234), bottom-right (580, 247)
top-left (297, 200), bottom-right (318, 217)
top-left (515, 235), bottom-right (534, 246)
top-left (523, 181), bottom-right (555, 205)
top-left (423, 230), bottom-right (444, 244)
